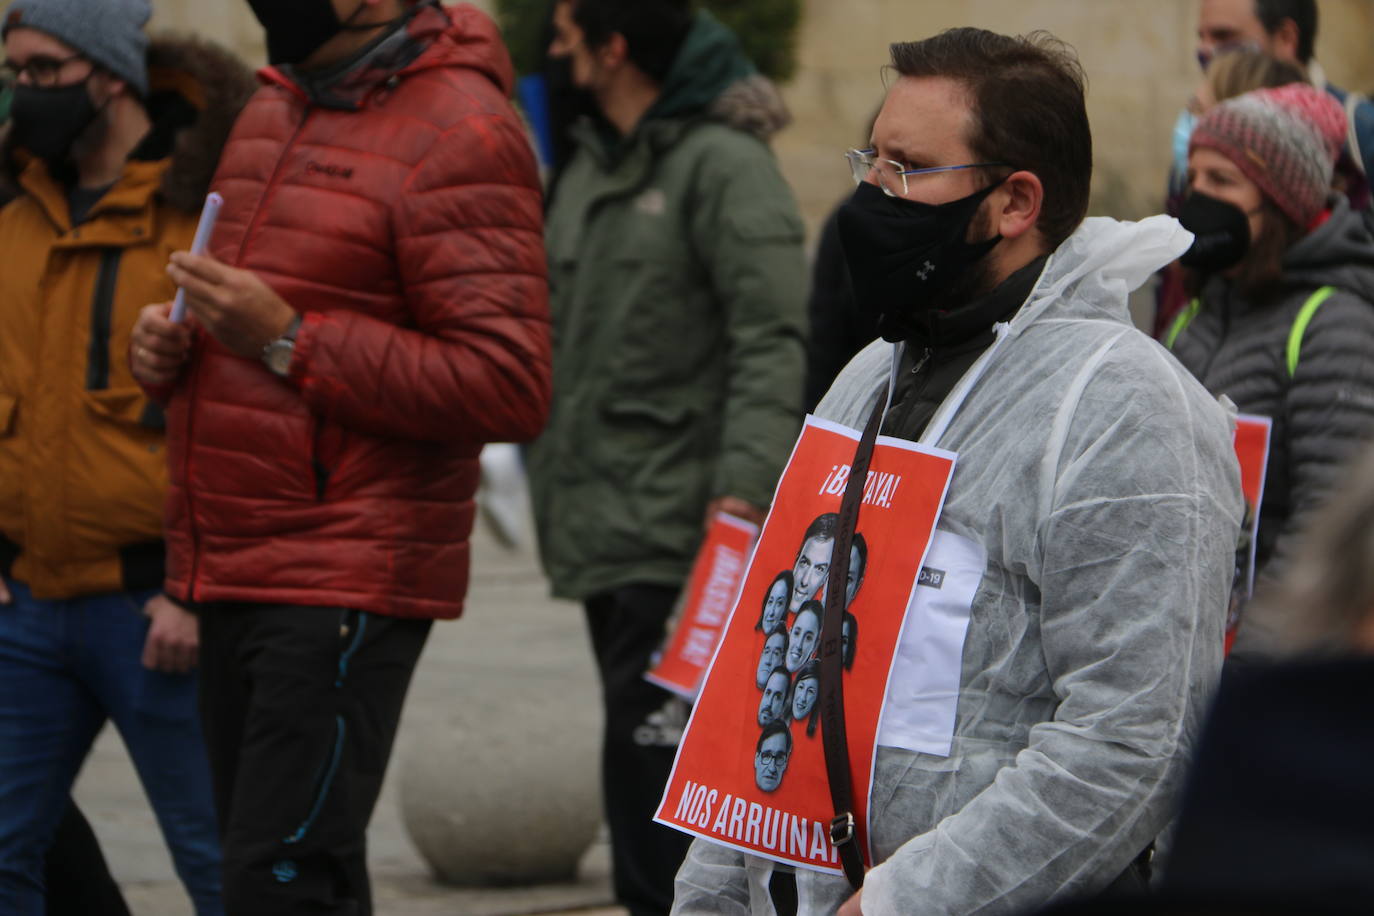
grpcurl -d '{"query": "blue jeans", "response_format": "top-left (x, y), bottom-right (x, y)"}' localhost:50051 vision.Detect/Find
top-left (0, 581), bottom-right (222, 915)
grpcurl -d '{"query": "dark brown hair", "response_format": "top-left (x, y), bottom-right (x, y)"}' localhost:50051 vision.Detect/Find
top-left (1256, 0), bottom-right (1317, 65)
top-left (889, 28), bottom-right (1092, 248)
top-left (1234, 199), bottom-right (1304, 300)
top-left (568, 0), bottom-right (693, 84)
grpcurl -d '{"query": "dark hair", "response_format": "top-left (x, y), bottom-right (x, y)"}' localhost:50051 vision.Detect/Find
top-left (1233, 199), bottom-right (1304, 301)
top-left (757, 718), bottom-right (793, 752)
top-left (799, 512), bottom-right (839, 548)
top-left (756, 570), bottom-right (795, 632)
top-left (795, 599), bottom-right (823, 626)
top-left (1255, 0), bottom-right (1317, 65)
top-left (850, 532), bottom-right (868, 579)
top-left (568, 0), bottom-right (693, 84)
top-left (889, 28), bottom-right (1092, 248)
top-left (791, 660), bottom-right (822, 736)
top-left (841, 611), bottom-right (857, 670)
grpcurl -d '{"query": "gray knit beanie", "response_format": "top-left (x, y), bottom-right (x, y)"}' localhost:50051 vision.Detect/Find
top-left (1190, 84), bottom-right (1347, 229)
top-left (3, 0), bottom-right (151, 97)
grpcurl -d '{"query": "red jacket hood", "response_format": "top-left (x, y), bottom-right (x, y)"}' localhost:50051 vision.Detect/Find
top-left (260, 3), bottom-right (514, 106)
top-left (427, 3), bottom-right (515, 96)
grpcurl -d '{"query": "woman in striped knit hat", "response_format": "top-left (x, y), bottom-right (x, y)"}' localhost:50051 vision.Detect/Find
top-left (1169, 83), bottom-right (1374, 662)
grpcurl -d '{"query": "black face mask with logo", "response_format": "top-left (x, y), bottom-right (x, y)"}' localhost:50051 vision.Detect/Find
top-left (248, 0), bottom-right (384, 66)
top-left (837, 179), bottom-right (1005, 343)
top-left (1178, 191), bottom-right (1252, 273)
top-left (8, 80), bottom-right (102, 163)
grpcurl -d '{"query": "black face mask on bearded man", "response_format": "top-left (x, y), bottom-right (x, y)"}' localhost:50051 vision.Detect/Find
top-left (837, 178), bottom-right (1006, 342)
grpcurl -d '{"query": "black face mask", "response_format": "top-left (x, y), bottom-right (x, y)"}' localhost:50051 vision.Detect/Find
top-left (837, 179), bottom-right (1005, 343)
top-left (1179, 191), bottom-right (1251, 272)
top-left (248, 0), bottom-right (379, 66)
top-left (8, 80), bottom-right (102, 163)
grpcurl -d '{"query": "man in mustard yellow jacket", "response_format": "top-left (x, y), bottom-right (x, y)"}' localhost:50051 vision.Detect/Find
top-left (0, 1), bottom-right (253, 911)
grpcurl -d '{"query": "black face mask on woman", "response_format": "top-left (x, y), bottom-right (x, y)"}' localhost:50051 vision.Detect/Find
top-left (1178, 191), bottom-right (1251, 273)
top-left (247, 0), bottom-right (380, 66)
top-left (8, 80), bottom-right (102, 163)
top-left (837, 178), bottom-right (1005, 343)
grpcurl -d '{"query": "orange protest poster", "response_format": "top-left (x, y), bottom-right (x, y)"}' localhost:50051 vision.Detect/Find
top-left (1228, 414), bottom-right (1273, 653)
top-left (647, 513), bottom-right (761, 699)
top-left (654, 415), bottom-right (956, 873)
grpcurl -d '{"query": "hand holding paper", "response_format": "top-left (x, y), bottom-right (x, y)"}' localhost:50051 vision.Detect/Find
top-left (166, 252), bottom-right (298, 362)
top-left (130, 301), bottom-right (192, 386)
top-left (170, 192), bottom-right (222, 323)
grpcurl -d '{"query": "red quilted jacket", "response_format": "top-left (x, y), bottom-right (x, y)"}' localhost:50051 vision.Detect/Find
top-left (159, 3), bottom-right (550, 619)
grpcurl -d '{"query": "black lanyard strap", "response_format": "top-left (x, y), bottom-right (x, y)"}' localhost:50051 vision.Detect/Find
top-left (819, 384), bottom-right (889, 890)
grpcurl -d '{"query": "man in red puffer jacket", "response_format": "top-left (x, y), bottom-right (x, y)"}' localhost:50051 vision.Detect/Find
top-left (129, 2), bottom-right (549, 912)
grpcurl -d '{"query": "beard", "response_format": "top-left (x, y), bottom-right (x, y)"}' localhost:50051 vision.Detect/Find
top-left (925, 204), bottom-right (1000, 313)
top-left (65, 99), bottom-right (114, 165)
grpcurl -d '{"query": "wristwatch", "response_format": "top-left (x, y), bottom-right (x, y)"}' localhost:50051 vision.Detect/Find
top-left (262, 314), bottom-right (303, 377)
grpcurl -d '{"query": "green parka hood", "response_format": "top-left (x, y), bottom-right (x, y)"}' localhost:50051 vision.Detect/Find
top-left (584, 10), bottom-right (791, 162)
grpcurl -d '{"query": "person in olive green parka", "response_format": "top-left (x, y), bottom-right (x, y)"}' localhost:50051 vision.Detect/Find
top-left (528, 1), bottom-right (806, 913)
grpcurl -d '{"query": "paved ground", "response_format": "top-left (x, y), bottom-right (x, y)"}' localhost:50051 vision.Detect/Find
top-left (73, 512), bottom-right (630, 916)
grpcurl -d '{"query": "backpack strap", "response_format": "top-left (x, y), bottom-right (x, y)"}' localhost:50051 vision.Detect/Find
top-left (1286, 286), bottom-right (1337, 378)
top-left (1164, 298), bottom-right (1202, 350)
top-left (1345, 91), bottom-right (1368, 177)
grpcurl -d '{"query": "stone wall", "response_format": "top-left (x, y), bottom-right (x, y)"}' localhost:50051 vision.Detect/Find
top-left (777, 0), bottom-right (1374, 238)
top-left (22, 0), bottom-right (1374, 236)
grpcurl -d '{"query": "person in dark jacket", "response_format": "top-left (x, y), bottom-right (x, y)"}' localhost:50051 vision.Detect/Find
top-left (804, 205), bottom-right (878, 410)
top-left (129, 1), bottom-right (550, 913)
top-left (1170, 83), bottom-right (1374, 660)
top-left (804, 111), bottom-right (882, 410)
top-left (528, 2), bottom-right (805, 912)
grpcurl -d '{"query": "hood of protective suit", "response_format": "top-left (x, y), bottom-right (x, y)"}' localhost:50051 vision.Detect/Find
top-left (1009, 214), bottom-right (1195, 336)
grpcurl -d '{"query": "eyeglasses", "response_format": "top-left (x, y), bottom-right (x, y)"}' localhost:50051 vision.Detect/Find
top-left (0, 53), bottom-right (87, 89)
top-left (758, 751), bottom-right (790, 765)
top-left (845, 148), bottom-right (1010, 199)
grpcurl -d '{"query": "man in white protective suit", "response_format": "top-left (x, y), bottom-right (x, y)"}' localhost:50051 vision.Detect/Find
top-left (671, 27), bottom-right (1243, 916)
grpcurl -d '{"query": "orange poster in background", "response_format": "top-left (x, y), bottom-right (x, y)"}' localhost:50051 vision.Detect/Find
top-left (655, 416), bottom-right (956, 874)
top-left (1228, 414), bottom-right (1273, 654)
top-left (647, 513), bottom-right (760, 699)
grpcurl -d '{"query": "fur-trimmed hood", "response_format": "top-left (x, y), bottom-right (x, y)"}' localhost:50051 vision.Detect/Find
top-left (570, 11), bottom-right (792, 167)
top-left (706, 73), bottom-right (790, 143)
top-left (144, 34), bottom-right (257, 213)
top-left (0, 33), bottom-right (255, 214)
top-left (645, 10), bottom-right (791, 142)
